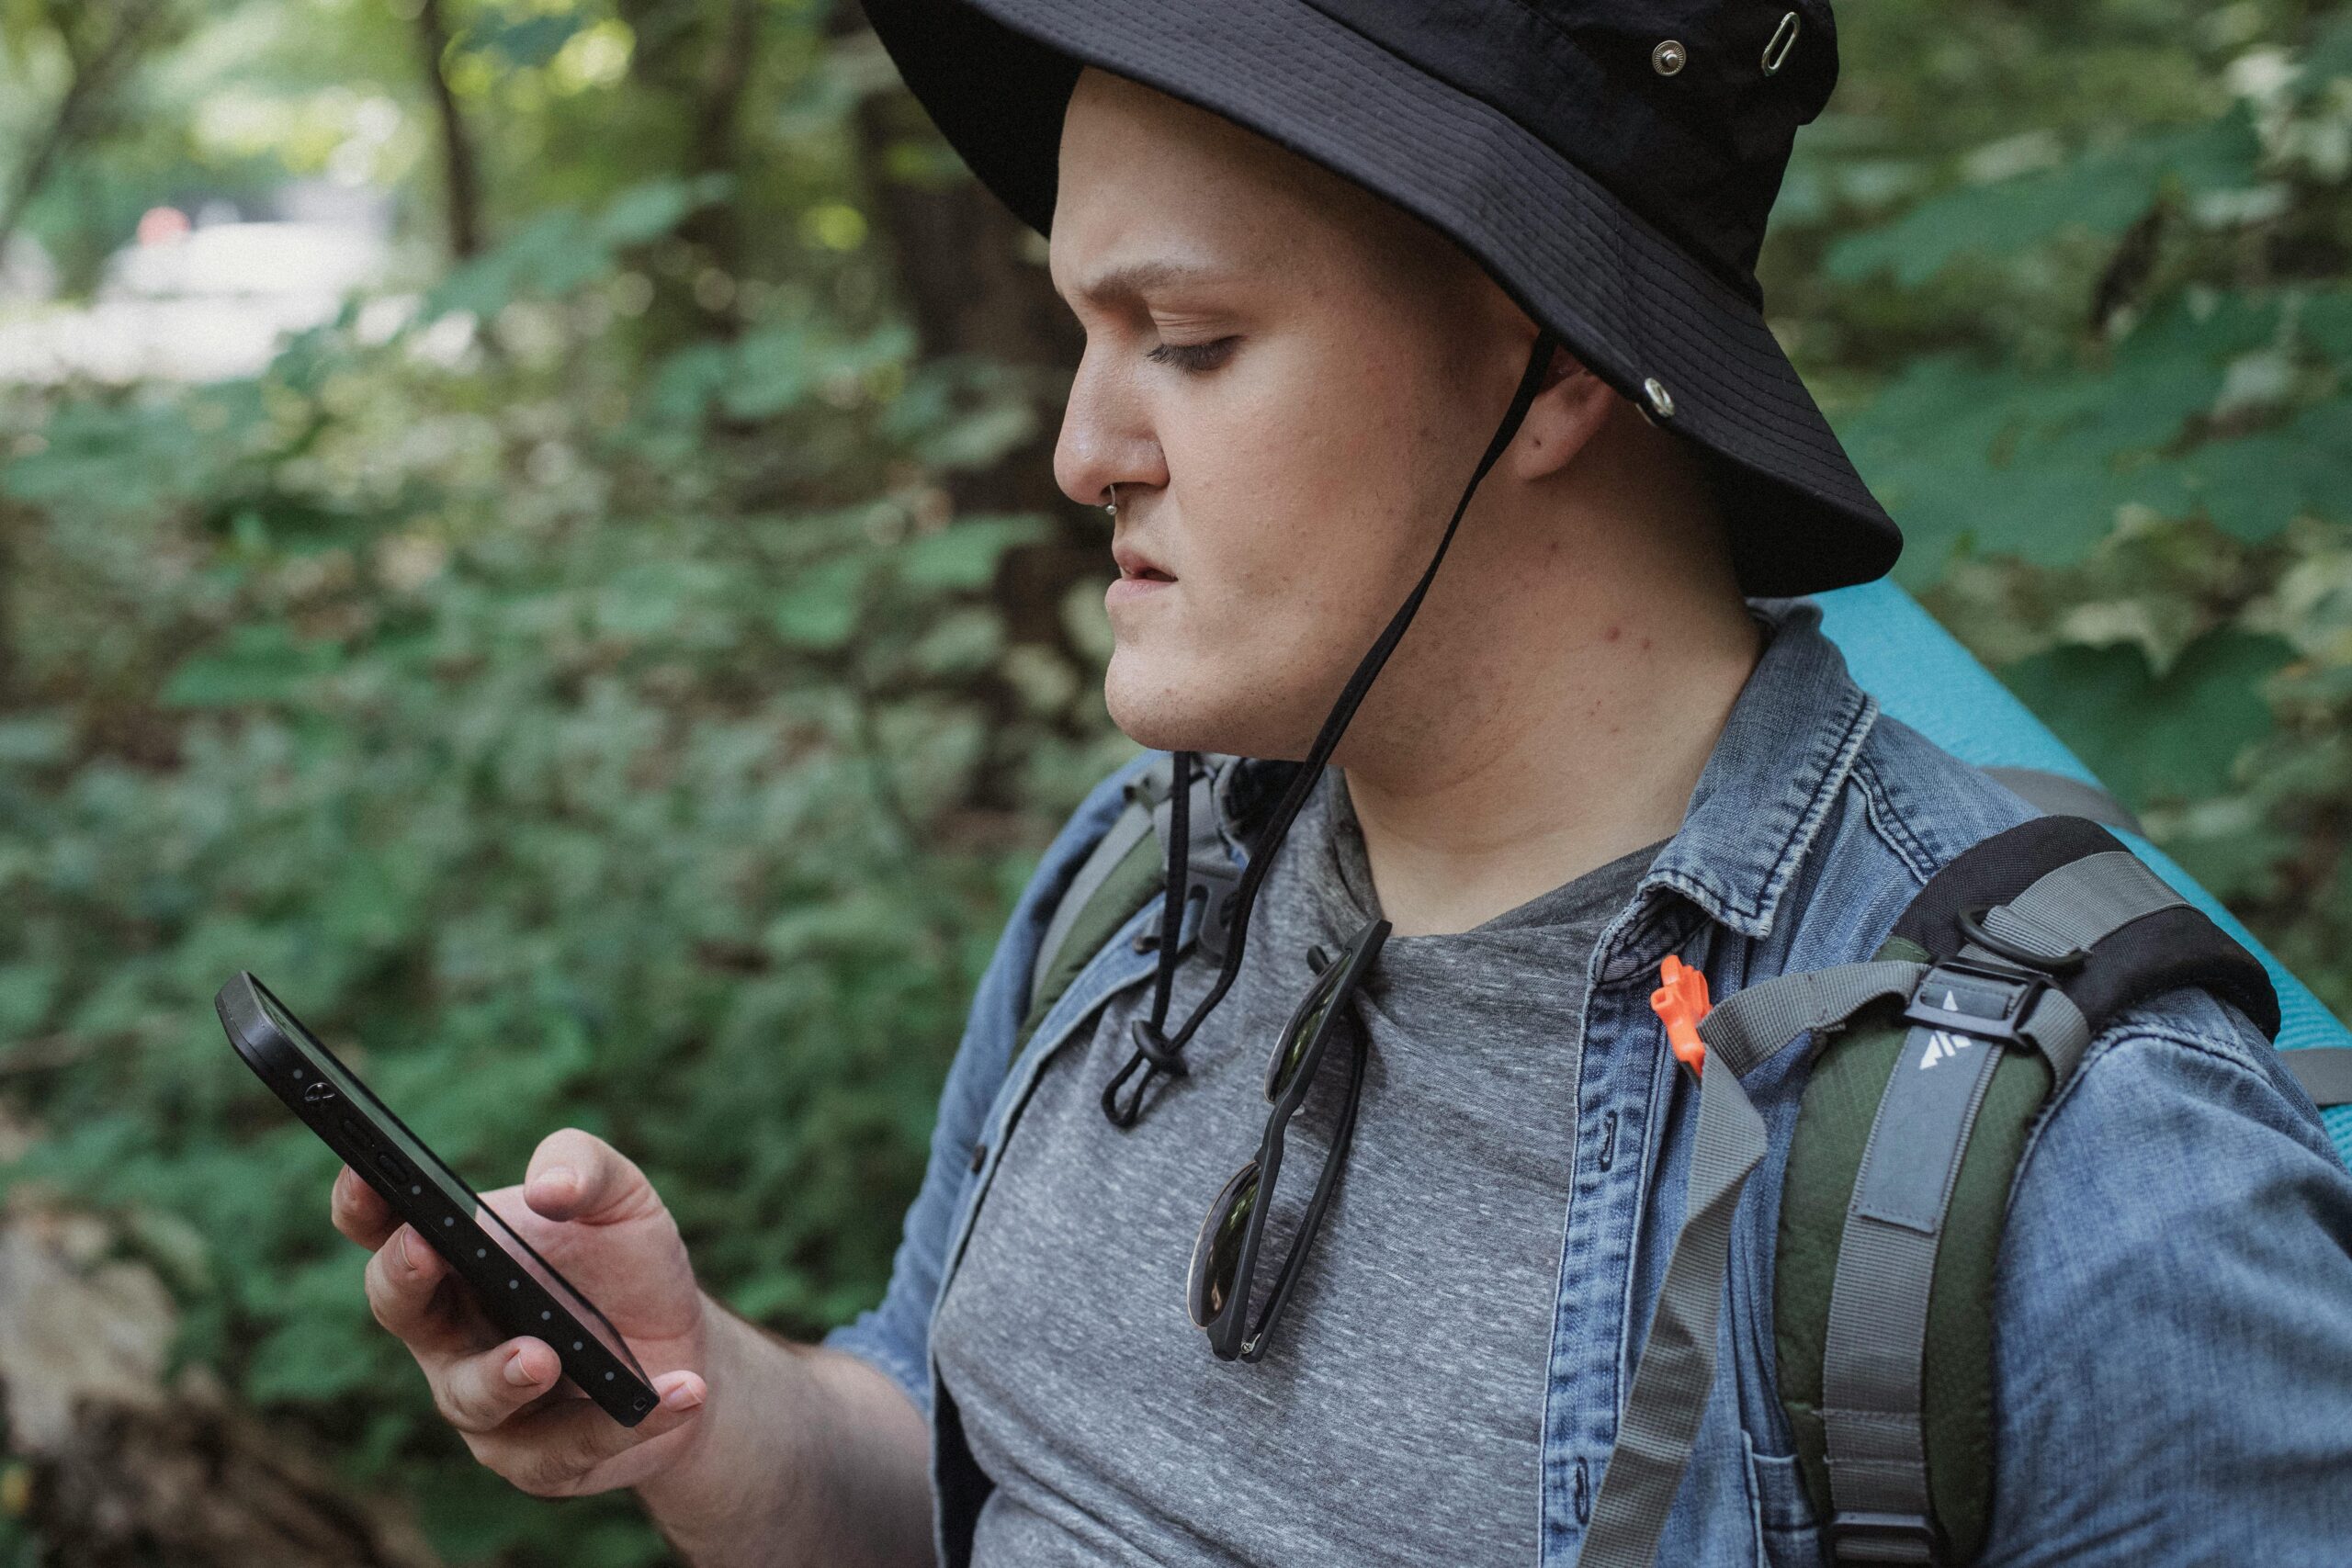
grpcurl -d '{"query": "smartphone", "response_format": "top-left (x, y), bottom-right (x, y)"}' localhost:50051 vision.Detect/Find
top-left (215, 971), bottom-right (660, 1427)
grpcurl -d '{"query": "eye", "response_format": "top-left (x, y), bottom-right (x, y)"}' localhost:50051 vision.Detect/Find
top-left (1146, 336), bottom-right (1238, 374)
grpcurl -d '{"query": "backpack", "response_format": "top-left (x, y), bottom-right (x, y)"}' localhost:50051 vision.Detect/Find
top-left (1014, 751), bottom-right (2352, 1567)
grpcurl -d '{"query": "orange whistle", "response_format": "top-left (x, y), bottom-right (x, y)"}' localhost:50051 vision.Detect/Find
top-left (1651, 955), bottom-right (1712, 1079)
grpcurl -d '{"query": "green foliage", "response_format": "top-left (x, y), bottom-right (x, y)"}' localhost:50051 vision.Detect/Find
top-left (1999, 629), bottom-right (2295, 805)
top-left (1771, 0), bottom-right (2352, 1016)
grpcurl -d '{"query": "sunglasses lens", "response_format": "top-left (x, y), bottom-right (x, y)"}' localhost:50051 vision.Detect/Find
top-left (1265, 980), bottom-right (1339, 1103)
top-left (1265, 918), bottom-right (1382, 1103)
top-left (1187, 1161), bottom-right (1260, 1328)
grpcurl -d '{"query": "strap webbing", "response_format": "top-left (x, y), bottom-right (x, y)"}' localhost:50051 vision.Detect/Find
top-left (1970, 850), bottom-right (2183, 964)
top-left (1695, 962), bottom-right (1927, 1072)
top-left (1982, 767), bottom-right (2145, 837)
top-left (2283, 1047), bottom-right (2352, 1109)
top-left (1579, 1045), bottom-right (1770, 1568)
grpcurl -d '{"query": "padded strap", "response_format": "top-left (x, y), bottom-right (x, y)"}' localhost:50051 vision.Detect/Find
top-left (1580, 1044), bottom-right (1770, 1568)
top-left (2283, 1047), bottom-right (2352, 1109)
top-left (1026, 753), bottom-right (1248, 1023)
top-left (1821, 1025), bottom-right (2007, 1564)
top-left (1028, 794), bottom-right (1155, 1019)
top-left (1982, 766), bottom-right (2145, 837)
top-left (1581, 961), bottom-right (1941, 1565)
top-left (1821, 847), bottom-right (2199, 1562)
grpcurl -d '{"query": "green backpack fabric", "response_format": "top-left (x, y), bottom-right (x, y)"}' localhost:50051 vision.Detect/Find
top-left (1770, 929), bottom-right (2051, 1562)
top-left (1015, 757), bottom-right (2352, 1566)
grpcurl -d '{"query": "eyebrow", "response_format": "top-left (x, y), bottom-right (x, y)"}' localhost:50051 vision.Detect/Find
top-left (1054, 258), bottom-right (1241, 308)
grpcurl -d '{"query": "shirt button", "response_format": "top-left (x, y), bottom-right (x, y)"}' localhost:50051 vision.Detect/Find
top-left (968, 1141), bottom-right (988, 1173)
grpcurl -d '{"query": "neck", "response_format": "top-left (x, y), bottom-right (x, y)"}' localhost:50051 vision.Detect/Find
top-left (1326, 499), bottom-right (1761, 939)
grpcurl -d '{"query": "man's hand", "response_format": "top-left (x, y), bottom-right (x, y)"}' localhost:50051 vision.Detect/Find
top-left (331, 1128), bottom-right (713, 1497)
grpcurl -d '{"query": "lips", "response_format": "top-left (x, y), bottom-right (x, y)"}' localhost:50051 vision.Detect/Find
top-left (1113, 540), bottom-right (1175, 581)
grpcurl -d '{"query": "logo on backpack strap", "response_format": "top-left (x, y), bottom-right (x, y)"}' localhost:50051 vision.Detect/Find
top-left (1918, 1029), bottom-right (1974, 1070)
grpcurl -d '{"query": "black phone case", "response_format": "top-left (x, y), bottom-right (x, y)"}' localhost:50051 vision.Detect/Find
top-left (215, 972), bottom-right (661, 1427)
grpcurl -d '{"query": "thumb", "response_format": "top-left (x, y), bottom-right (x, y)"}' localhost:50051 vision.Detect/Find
top-left (523, 1131), bottom-right (651, 1224)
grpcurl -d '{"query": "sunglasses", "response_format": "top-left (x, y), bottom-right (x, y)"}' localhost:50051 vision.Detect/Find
top-left (1185, 912), bottom-right (1391, 1362)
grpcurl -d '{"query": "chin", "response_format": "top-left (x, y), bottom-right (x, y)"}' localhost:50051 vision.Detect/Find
top-left (1102, 658), bottom-right (1311, 761)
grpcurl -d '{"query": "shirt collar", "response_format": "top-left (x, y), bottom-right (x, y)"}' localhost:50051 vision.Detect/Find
top-left (1213, 596), bottom-right (1877, 943)
top-left (1640, 597), bottom-right (1878, 939)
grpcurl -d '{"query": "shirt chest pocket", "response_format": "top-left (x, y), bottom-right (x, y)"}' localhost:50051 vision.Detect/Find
top-left (1741, 1429), bottom-right (1827, 1568)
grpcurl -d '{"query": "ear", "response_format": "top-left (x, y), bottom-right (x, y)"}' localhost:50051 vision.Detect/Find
top-left (1510, 341), bottom-right (1617, 482)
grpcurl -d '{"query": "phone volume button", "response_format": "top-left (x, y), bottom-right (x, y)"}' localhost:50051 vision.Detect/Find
top-left (373, 1150), bottom-right (409, 1183)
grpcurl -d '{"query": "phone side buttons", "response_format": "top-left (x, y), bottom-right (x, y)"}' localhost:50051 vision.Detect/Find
top-left (373, 1149), bottom-right (409, 1184)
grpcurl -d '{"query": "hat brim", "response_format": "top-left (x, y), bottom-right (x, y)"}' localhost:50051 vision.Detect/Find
top-left (864, 0), bottom-right (1901, 596)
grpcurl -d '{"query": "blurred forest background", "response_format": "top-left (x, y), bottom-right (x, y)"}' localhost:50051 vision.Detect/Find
top-left (2, 0), bottom-right (2349, 1562)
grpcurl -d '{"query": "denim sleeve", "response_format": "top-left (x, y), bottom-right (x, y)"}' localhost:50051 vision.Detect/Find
top-left (1981, 993), bottom-right (2352, 1566)
top-left (818, 750), bottom-right (1157, 1419)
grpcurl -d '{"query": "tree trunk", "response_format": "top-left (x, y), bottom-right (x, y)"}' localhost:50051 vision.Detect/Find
top-left (413, 0), bottom-right (485, 261)
top-left (673, 0), bottom-right (761, 337)
top-left (835, 3), bottom-right (1098, 657)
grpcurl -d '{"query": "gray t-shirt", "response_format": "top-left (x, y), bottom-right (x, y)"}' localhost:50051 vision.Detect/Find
top-left (930, 763), bottom-right (1660, 1566)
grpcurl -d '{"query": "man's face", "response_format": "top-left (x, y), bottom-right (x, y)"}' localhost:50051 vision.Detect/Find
top-left (1050, 66), bottom-right (1530, 761)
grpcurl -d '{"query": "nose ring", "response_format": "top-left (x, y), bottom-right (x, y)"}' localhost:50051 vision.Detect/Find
top-left (1103, 482), bottom-right (1118, 517)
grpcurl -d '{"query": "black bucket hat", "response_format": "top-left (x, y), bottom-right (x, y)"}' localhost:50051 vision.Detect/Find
top-left (861, 0), bottom-right (1902, 597)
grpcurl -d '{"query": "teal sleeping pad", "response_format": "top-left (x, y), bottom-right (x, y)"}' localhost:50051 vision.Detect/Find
top-left (1818, 579), bottom-right (2352, 1168)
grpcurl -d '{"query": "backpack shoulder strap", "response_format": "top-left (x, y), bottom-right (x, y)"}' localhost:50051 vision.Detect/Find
top-left (1580, 815), bottom-right (2294, 1568)
top-left (1978, 765), bottom-right (2144, 837)
top-left (1018, 753), bottom-right (1245, 1053)
top-left (2284, 1046), bottom-right (2352, 1109)
top-left (1780, 816), bottom-right (2278, 1566)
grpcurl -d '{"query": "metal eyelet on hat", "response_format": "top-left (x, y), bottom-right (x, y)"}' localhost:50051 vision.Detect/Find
top-left (1650, 39), bottom-right (1687, 76)
top-left (1642, 378), bottom-right (1676, 420)
top-left (1762, 13), bottom-right (1800, 75)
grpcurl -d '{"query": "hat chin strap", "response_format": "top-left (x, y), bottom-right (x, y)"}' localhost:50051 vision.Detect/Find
top-left (1102, 328), bottom-right (1563, 1128)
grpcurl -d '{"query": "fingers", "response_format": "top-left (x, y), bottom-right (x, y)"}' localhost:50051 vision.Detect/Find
top-left (332, 1163), bottom-right (396, 1249)
top-left (470, 1366), bottom-right (708, 1495)
top-left (362, 1222), bottom-right (484, 1361)
top-left (434, 1332), bottom-right (572, 1434)
top-left (523, 1129), bottom-right (657, 1225)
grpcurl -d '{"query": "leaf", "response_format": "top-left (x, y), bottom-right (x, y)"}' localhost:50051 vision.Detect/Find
top-left (1998, 630), bottom-right (2294, 808)
top-left (1826, 109), bottom-right (2262, 286)
top-left (162, 625), bottom-right (343, 708)
top-left (891, 514), bottom-right (1049, 592)
top-left (771, 558), bottom-right (872, 649)
top-left (1836, 295), bottom-right (2297, 577)
top-left (592, 175), bottom-right (733, 250)
top-left (457, 13), bottom-right (582, 70)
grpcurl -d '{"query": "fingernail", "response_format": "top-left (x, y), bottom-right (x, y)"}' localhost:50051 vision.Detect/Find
top-left (662, 1379), bottom-right (704, 1411)
top-left (537, 1166), bottom-right (577, 1195)
top-left (505, 1350), bottom-right (537, 1386)
top-left (400, 1230), bottom-right (420, 1270)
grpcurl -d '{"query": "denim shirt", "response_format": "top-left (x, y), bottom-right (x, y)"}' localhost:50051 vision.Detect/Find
top-left (823, 599), bottom-right (2352, 1567)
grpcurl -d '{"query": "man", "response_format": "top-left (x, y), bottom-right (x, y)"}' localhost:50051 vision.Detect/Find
top-left (332, 5), bottom-right (2352, 1566)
